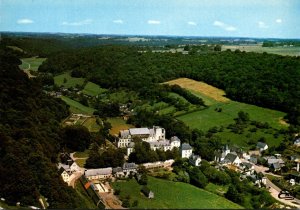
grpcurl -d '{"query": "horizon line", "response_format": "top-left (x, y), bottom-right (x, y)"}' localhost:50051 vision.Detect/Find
top-left (1, 30), bottom-right (300, 40)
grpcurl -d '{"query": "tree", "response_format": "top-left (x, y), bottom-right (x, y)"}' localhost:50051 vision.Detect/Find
top-left (189, 167), bottom-right (208, 188)
top-left (62, 125), bottom-right (91, 151)
top-left (225, 185), bottom-right (241, 203)
top-left (214, 45), bottom-right (222, 51)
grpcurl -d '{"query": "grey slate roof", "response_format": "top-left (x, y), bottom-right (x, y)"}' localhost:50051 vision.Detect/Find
top-left (149, 140), bottom-right (170, 147)
top-left (170, 136), bottom-right (180, 142)
top-left (224, 153), bottom-right (238, 163)
top-left (181, 143), bottom-right (192, 150)
top-left (257, 142), bottom-right (268, 149)
top-left (272, 162), bottom-right (281, 169)
top-left (112, 167), bottom-right (123, 173)
top-left (123, 162), bottom-right (137, 170)
top-left (129, 128), bottom-right (150, 135)
top-left (85, 168), bottom-right (112, 176)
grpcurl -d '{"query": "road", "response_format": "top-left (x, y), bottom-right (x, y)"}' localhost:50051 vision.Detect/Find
top-left (68, 171), bottom-right (83, 188)
top-left (68, 152), bottom-right (86, 188)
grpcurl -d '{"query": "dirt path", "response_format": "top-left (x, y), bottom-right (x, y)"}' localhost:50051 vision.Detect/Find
top-left (98, 182), bottom-right (124, 209)
top-left (22, 62), bottom-right (36, 78)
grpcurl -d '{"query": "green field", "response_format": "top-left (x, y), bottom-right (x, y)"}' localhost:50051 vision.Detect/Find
top-left (60, 96), bottom-right (95, 115)
top-left (177, 100), bottom-right (285, 131)
top-left (205, 183), bottom-right (228, 196)
top-left (222, 45), bottom-right (300, 56)
top-left (54, 72), bottom-right (85, 88)
top-left (216, 128), bottom-right (284, 148)
top-left (82, 82), bottom-right (107, 96)
top-left (20, 57), bottom-right (47, 71)
top-left (112, 176), bottom-right (242, 209)
top-left (82, 117), bottom-right (101, 132)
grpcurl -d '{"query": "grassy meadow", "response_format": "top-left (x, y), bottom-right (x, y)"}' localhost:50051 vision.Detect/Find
top-left (60, 96), bottom-right (95, 115)
top-left (20, 57), bottom-right (47, 71)
top-left (54, 72), bottom-right (85, 88)
top-left (82, 82), bottom-right (107, 96)
top-left (112, 176), bottom-right (242, 209)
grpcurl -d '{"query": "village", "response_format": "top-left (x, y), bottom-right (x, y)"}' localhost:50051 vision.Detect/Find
top-left (57, 124), bottom-right (300, 209)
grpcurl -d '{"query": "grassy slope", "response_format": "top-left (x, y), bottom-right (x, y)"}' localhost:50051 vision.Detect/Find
top-left (108, 117), bottom-right (134, 135)
top-left (74, 182), bottom-right (97, 209)
top-left (82, 82), bottom-right (107, 96)
top-left (54, 72), bottom-right (85, 88)
top-left (166, 78), bottom-right (287, 148)
top-left (60, 96), bottom-right (95, 115)
top-left (20, 57), bottom-right (47, 71)
top-left (112, 176), bottom-right (242, 209)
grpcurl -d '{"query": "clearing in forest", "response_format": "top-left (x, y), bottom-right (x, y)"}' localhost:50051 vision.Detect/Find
top-left (164, 78), bottom-right (230, 103)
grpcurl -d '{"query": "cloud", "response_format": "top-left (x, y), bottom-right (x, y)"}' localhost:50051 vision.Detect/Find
top-left (275, 18), bottom-right (282, 23)
top-left (148, 20), bottom-right (161, 25)
top-left (62, 19), bottom-right (92, 26)
top-left (188, 21), bottom-right (197, 26)
top-left (113, 19), bottom-right (124, 24)
top-left (258, 21), bottom-right (268, 28)
top-left (17, 18), bottom-right (34, 24)
top-left (213, 20), bottom-right (237, 31)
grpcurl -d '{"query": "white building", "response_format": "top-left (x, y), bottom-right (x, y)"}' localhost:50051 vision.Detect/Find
top-left (181, 143), bottom-right (193, 159)
top-left (85, 168), bottom-right (112, 180)
top-left (58, 167), bottom-right (70, 183)
top-left (119, 126), bottom-right (181, 156)
top-left (118, 126), bottom-right (166, 148)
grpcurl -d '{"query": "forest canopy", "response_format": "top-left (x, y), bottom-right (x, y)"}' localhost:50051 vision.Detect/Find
top-left (39, 46), bottom-right (300, 125)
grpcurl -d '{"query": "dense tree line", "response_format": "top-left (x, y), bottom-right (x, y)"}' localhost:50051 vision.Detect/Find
top-left (0, 49), bottom-right (91, 208)
top-left (167, 84), bottom-right (205, 106)
top-left (38, 46), bottom-right (300, 125)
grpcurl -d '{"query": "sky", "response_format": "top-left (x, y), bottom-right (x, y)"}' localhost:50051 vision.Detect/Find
top-left (1, 0), bottom-right (300, 38)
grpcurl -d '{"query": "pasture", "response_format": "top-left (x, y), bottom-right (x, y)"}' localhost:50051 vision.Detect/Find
top-left (54, 72), bottom-right (85, 88)
top-left (222, 44), bottom-right (300, 56)
top-left (82, 82), bottom-right (107, 96)
top-left (177, 100), bottom-right (286, 131)
top-left (60, 96), bottom-right (95, 115)
top-left (166, 78), bottom-right (286, 131)
top-left (112, 176), bottom-right (242, 209)
top-left (20, 57), bottom-right (47, 71)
